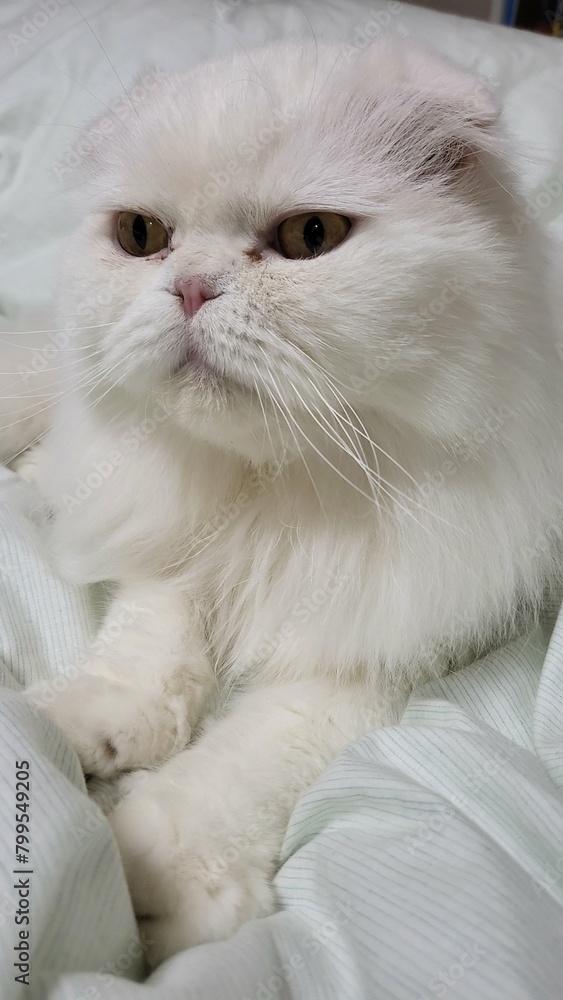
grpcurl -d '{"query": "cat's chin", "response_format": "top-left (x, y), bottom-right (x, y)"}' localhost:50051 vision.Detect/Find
top-left (171, 342), bottom-right (225, 382)
top-left (171, 360), bottom-right (228, 390)
top-left (169, 351), bottom-right (252, 397)
top-left (159, 380), bottom-right (289, 466)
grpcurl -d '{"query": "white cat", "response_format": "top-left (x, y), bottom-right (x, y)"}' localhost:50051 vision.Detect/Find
top-left (20, 38), bottom-right (563, 966)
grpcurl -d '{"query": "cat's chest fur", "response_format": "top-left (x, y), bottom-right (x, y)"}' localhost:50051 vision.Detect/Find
top-left (179, 456), bottom-right (505, 701)
top-left (47, 393), bottom-right (551, 696)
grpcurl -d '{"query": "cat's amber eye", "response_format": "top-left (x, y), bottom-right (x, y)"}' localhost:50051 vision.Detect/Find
top-left (116, 212), bottom-right (169, 257)
top-left (276, 212), bottom-right (351, 260)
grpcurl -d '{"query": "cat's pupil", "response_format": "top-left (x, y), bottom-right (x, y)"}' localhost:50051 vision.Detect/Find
top-left (132, 215), bottom-right (148, 250)
top-left (303, 216), bottom-right (324, 254)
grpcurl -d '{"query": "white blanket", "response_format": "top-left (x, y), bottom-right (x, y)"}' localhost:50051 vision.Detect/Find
top-left (1, 0), bottom-right (563, 997)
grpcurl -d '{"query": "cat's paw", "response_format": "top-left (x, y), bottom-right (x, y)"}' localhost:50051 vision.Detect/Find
top-left (108, 773), bottom-right (275, 966)
top-left (25, 674), bottom-right (190, 778)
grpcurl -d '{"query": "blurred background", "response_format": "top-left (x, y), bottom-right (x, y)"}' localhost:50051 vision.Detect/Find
top-left (408, 0), bottom-right (563, 32)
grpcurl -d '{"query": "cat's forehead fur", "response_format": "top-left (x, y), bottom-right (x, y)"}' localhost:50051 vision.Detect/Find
top-left (87, 39), bottom-right (495, 232)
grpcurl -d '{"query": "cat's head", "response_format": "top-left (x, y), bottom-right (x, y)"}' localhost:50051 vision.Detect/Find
top-left (63, 39), bottom-right (525, 465)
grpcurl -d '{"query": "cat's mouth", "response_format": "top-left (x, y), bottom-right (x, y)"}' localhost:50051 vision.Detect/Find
top-left (172, 350), bottom-right (222, 382)
top-left (175, 343), bottom-right (214, 374)
top-left (168, 324), bottom-right (221, 378)
top-left (170, 341), bottom-right (246, 392)
top-left (168, 320), bottom-right (255, 396)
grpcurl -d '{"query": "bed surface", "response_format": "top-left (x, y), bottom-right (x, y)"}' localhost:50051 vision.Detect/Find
top-left (1, 1), bottom-right (563, 997)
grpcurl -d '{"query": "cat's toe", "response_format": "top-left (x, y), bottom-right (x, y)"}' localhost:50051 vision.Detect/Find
top-left (108, 784), bottom-right (275, 965)
top-left (25, 675), bottom-right (190, 778)
top-left (140, 866), bottom-right (274, 967)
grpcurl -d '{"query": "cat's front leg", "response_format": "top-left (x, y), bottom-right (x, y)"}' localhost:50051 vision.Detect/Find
top-left (25, 582), bottom-right (215, 777)
top-left (108, 679), bottom-right (386, 966)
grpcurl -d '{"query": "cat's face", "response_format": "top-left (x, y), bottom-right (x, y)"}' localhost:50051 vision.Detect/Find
top-left (64, 40), bottom-right (515, 463)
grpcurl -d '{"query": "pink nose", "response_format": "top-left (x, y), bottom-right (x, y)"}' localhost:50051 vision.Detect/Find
top-left (174, 277), bottom-right (215, 319)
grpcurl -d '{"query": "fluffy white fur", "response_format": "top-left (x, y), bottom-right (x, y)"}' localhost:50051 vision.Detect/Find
top-left (18, 38), bottom-right (563, 965)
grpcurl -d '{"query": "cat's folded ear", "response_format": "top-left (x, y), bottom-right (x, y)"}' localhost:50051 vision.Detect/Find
top-left (354, 41), bottom-right (499, 184)
top-left (363, 41), bottom-right (498, 125)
